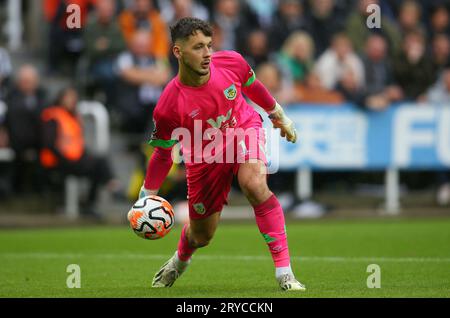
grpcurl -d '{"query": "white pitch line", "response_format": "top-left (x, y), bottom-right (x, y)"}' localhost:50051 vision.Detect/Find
top-left (1, 253), bottom-right (450, 263)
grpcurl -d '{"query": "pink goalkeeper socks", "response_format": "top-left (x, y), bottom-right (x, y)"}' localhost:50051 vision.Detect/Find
top-left (177, 224), bottom-right (197, 262)
top-left (253, 194), bottom-right (291, 268)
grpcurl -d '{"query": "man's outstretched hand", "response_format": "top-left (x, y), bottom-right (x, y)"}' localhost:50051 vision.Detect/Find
top-left (268, 103), bottom-right (297, 143)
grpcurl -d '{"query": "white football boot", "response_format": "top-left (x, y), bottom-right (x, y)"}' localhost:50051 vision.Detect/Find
top-left (277, 274), bottom-right (306, 291)
top-left (152, 251), bottom-right (190, 288)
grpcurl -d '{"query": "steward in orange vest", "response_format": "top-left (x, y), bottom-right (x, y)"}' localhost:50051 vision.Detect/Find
top-left (40, 87), bottom-right (119, 217)
top-left (40, 106), bottom-right (84, 168)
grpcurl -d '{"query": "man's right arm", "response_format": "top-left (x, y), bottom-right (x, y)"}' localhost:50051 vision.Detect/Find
top-left (139, 103), bottom-right (178, 199)
top-left (139, 146), bottom-right (174, 198)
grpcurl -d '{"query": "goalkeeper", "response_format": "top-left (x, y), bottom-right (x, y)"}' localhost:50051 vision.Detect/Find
top-left (140, 17), bottom-right (303, 291)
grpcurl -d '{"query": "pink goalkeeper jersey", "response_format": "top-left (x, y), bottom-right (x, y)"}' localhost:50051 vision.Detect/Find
top-left (149, 50), bottom-right (260, 164)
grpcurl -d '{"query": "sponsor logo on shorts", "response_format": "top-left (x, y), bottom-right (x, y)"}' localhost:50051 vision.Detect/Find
top-left (224, 84), bottom-right (237, 100)
top-left (193, 203), bottom-right (206, 215)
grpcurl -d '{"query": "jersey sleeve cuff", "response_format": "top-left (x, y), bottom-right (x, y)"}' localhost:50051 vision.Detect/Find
top-left (243, 71), bottom-right (256, 87)
top-left (148, 139), bottom-right (178, 148)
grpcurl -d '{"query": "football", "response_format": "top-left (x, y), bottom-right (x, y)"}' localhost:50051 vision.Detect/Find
top-left (127, 195), bottom-right (175, 240)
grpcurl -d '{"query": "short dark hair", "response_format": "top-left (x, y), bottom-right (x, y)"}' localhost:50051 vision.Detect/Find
top-left (170, 17), bottom-right (213, 43)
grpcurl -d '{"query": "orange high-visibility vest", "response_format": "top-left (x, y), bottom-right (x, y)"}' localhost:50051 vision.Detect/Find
top-left (118, 10), bottom-right (169, 59)
top-left (40, 106), bottom-right (84, 168)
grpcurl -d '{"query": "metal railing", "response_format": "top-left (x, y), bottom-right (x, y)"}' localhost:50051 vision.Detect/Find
top-left (295, 168), bottom-right (401, 215)
top-left (64, 101), bottom-right (110, 219)
top-left (5, 0), bottom-right (22, 51)
top-left (0, 100), bottom-right (15, 162)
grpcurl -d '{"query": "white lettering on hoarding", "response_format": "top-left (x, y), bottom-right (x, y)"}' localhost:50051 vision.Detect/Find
top-left (278, 113), bottom-right (367, 168)
top-left (393, 106), bottom-right (450, 167)
top-left (437, 107), bottom-right (450, 163)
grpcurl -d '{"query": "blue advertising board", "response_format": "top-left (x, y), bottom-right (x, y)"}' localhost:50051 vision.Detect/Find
top-left (263, 103), bottom-right (450, 171)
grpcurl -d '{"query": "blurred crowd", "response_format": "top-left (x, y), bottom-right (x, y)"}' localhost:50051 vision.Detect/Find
top-left (0, 0), bottom-right (450, 213)
top-left (36, 0), bottom-right (450, 111)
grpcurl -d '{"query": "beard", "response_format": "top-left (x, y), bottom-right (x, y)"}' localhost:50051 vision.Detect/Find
top-left (182, 57), bottom-right (210, 77)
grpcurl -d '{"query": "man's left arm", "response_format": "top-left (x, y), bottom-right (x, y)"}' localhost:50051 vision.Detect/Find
top-left (242, 79), bottom-right (298, 143)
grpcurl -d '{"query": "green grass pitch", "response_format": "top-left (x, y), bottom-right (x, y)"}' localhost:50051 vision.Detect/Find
top-left (0, 218), bottom-right (449, 298)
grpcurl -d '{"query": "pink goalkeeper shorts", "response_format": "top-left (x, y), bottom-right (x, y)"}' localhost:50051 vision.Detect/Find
top-left (186, 116), bottom-right (268, 220)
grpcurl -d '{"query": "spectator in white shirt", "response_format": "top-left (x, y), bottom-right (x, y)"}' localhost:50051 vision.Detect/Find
top-left (313, 33), bottom-right (365, 91)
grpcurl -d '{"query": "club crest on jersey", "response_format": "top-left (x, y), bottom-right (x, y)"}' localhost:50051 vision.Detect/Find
top-left (193, 203), bottom-right (206, 215)
top-left (224, 84), bottom-right (237, 100)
